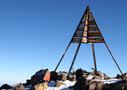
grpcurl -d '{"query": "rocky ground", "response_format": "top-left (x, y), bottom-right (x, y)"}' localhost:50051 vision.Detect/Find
top-left (1, 69), bottom-right (127, 90)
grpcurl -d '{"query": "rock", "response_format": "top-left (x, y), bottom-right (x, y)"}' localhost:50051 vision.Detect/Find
top-left (55, 80), bottom-right (64, 87)
top-left (86, 74), bottom-right (94, 80)
top-left (31, 69), bottom-right (51, 85)
top-left (24, 79), bottom-right (32, 86)
top-left (34, 82), bottom-right (48, 90)
top-left (116, 73), bottom-right (127, 80)
top-left (90, 71), bottom-right (109, 80)
top-left (28, 68), bottom-right (127, 90)
top-left (102, 80), bottom-right (127, 90)
top-left (89, 81), bottom-right (96, 90)
top-left (97, 81), bottom-right (104, 90)
top-left (50, 71), bottom-right (58, 81)
top-left (68, 75), bottom-right (76, 81)
top-left (13, 83), bottom-right (25, 90)
top-left (61, 73), bottom-right (67, 81)
top-left (89, 81), bottom-right (104, 90)
top-left (73, 76), bottom-right (88, 90)
top-left (48, 81), bottom-right (56, 87)
top-left (94, 76), bottom-right (102, 80)
top-left (75, 69), bottom-right (84, 80)
top-left (0, 84), bottom-right (12, 89)
top-left (57, 72), bottom-right (67, 81)
top-left (43, 69), bottom-right (51, 82)
top-left (116, 74), bottom-right (122, 79)
top-left (83, 73), bottom-right (88, 78)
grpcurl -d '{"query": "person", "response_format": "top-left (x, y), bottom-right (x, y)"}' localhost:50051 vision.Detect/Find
top-left (73, 69), bottom-right (89, 90)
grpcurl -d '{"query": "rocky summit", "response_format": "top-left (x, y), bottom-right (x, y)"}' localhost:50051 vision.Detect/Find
top-left (1, 68), bottom-right (127, 90)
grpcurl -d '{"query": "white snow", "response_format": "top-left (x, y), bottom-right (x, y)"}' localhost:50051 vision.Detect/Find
top-left (92, 79), bottom-right (122, 84)
top-left (86, 75), bottom-right (94, 80)
top-left (46, 80), bottom-right (75, 90)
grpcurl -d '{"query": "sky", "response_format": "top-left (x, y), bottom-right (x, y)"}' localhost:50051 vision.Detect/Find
top-left (0, 0), bottom-right (127, 85)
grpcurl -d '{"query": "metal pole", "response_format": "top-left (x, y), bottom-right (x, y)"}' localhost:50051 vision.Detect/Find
top-left (54, 6), bottom-right (88, 72)
top-left (54, 41), bottom-right (71, 71)
top-left (91, 43), bottom-right (98, 75)
top-left (104, 42), bottom-right (123, 75)
top-left (68, 43), bottom-right (82, 74)
top-left (68, 9), bottom-right (87, 74)
top-left (90, 10), bottom-right (123, 75)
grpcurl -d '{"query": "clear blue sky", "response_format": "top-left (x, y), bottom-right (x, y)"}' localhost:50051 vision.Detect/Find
top-left (0, 0), bottom-right (127, 85)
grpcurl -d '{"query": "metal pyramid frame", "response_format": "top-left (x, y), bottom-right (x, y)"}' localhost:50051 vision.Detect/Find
top-left (54, 6), bottom-right (123, 75)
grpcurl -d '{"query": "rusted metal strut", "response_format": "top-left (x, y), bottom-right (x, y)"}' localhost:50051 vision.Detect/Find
top-left (68, 43), bottom-right (82, 74)
top-left (91, 43), bottom-right (98, 75)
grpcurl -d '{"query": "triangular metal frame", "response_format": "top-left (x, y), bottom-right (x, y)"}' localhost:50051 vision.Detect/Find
top-left (54, 6), bottom-right (123, 76)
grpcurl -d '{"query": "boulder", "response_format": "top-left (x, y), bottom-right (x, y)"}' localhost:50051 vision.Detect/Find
top-left (89, 81), bottom-right (104, 90)
top-left (57, 72), bottom-right (67, 81)
top-left (34, 82), bottom-right (48, 90)
top-left (75, 69), bottom-right (84, 80)
top-left (55, 80), bottom-right (64, 87)
top-left (68, 75), bottom-right (76, 81)
top-left (118, 73), bottom-right (127, 80)
top-left (50, 71), bottom-right (58, 81)
top-left (31, 69), bottom-right (50, 85)
top-left (73, 76), bottom-right (89, 90)
top-left (102, 80), bottom-right (127, 90)
top-left (86, 74), bottom-right (94, 80)
top-left (13, 83), bottom-right (25, 90)
top-left (0, 84), bottom-right (12, 89)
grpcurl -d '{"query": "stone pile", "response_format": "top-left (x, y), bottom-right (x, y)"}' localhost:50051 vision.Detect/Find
top-left (1, 68), bottom-right (127, 90)
top-left (116, 73), bottom-right (127, 80)
top-left (26, 68), bottom-right (127, 90)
